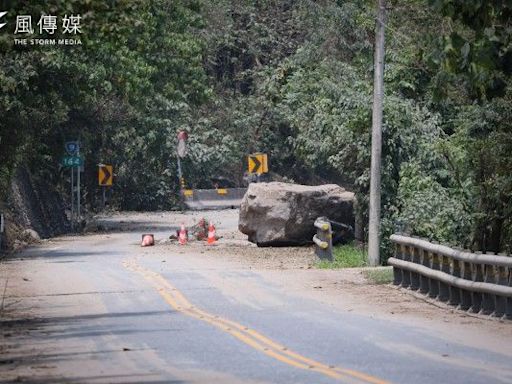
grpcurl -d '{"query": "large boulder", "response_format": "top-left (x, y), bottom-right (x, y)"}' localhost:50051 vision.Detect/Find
top-left (238, 182), bottom-right (355, 246)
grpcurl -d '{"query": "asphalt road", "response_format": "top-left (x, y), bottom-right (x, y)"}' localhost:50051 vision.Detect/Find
top-left (1, 212), bottom-right (511, 384)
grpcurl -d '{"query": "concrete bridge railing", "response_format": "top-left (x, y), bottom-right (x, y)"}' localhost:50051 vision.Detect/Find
top-left (388, 234), bottom-right (512, 319)
top-left (182, 188), bottom-right (247, 210)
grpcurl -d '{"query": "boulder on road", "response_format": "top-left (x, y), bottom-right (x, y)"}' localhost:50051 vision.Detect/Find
top-left (238, 182), bottom-right (354, 246)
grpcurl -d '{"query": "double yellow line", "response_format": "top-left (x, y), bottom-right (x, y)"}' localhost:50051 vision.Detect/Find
top-left (123, 259), bottom-right (389, 384)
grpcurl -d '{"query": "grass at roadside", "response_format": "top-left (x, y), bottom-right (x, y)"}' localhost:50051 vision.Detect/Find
top-left (317, 243), bottom-right (367, 269)
top-left (363, 268), bottom-right (393, 284)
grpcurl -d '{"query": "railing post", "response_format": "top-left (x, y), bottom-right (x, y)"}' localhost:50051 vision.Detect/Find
top-left (438, 253), bottom-right (450, 302)
top-left (393, 241), bottom-right (403, 285)
top-left (482, 259), bottom-right (497, 315)
top-left (410, 245), bottom-right (420, 290)
top-left (470, 254), bottom-right (483, 313)
top-left (313, 217), bottom-right (333, 261)
top-left (429, 250), bottom-right (440, 299)
top-left (495, 257), bottom-right (508, 317)
top-left (419, 248), bottom-right (430, 294)
top-left (460, 260), bottom-right (473, 310)
top-left (401, 244), bottom-right (411, 288)
top-left (449, 254), bottom-right (462, 307)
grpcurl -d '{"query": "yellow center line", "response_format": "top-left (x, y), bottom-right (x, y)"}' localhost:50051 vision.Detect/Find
top-left (122, 258), bottom-right (390, 384)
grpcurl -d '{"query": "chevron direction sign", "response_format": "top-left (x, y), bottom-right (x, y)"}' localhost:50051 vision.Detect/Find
top-left (248, 153), bottom-right (268, 175)
top-left (98, 164), bottom-right (113, 186)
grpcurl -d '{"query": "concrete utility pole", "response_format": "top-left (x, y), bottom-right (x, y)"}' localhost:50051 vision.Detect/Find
top-left (71, 165), bottom-right (74, 231)
top-left (77, 145), bottom-right (81, 222)
top-left (368, 0), bottom-right (386, 266)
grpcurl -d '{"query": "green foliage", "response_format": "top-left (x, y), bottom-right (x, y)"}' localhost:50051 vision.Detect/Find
top-left (423, 0), bottom-right (512, 252)
top-left (429, 0), bottom-right (512, 98)
top-left (394, 161), bottom-right (473, 246)
top-left (1, 0), bottom-right (511, 256)
top-left (317, 244), bottom-right (368, 269)
top-left (0, 0), bottom-right (209, 210)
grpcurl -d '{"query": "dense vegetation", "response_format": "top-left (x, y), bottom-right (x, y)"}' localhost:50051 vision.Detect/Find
top-left (1, 0), bottom-right (511, 259)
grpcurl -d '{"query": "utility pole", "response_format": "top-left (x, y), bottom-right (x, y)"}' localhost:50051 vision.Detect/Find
top-left (70, 164), bottom-right (74, 231)
top-left (77, 144), bottom-right (81, 223)
top-left (368, 0), bottom-right (386, 267)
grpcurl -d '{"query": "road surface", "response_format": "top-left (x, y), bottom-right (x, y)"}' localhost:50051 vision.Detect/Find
top-left (1, 210), bottom-right (511, 383)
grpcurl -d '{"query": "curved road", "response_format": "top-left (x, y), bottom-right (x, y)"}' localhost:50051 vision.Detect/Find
top-left (1, 212), bottom-right (511, 383)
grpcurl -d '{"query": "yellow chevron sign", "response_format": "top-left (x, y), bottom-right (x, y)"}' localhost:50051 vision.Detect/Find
top-left (98, 165), bottom-right (113, 186)
top-left (248, 153), bottom-right (268, 175)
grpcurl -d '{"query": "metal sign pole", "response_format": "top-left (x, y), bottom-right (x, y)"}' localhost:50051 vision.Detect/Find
top-left (0, 213), bottom-right (4, 250)
top-left (176, 131), bottom-right (188, 210)
top-left (65, 140), bottom-right (82, 232)
top-left (177, 157), bottom-right (183, 189)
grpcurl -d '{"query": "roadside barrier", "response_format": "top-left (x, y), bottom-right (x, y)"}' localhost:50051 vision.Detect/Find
top-left (182, 188), bottom-right (247, 210)
top-left (313, 217), bottom-right (333, 261)
top-left (388, 234), bottom-right (512, 319)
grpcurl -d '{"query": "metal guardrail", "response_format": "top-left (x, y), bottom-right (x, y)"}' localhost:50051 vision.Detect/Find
top-left (313, 217), bottom-right (333, 261)
top-left (182, 188), bottom-right (247, 210)
top-left (389, 234), bottom-right (512, 319)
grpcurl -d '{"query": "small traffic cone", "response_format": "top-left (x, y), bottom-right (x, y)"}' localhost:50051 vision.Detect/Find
top-left (141, 234), bottom-right (154, 247)
top-left (207, 223), bottom-right (216, 245)
top-left (178, 223), bottom-right (188, 245)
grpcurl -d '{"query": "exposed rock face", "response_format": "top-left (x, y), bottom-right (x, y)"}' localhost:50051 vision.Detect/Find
top-left (2, 167), bottom-right (71, 251)
top-left (238, 182), bottom-right (355, 246)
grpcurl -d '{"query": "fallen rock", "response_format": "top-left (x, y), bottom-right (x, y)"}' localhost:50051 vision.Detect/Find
top-left (238, 182), bottom-right (354, 246)
top-left (21, 228), bottom-right (41, 242)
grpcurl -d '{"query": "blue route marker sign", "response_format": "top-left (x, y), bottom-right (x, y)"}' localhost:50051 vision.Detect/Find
top-left (65, 141), bottom-right (79, 156)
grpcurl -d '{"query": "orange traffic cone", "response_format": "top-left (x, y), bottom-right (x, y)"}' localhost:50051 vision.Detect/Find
top-left (178, 223), bottom-right (188, 245)
top-left (141, 234), bottom-right (154, 247)
top-left (207, 223), bottom-right (216, 245)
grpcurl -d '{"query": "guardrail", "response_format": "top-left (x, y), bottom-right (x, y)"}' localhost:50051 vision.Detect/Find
top-left (182, 188), bottom-right (247, 210)
top-left (388, 234), bottom-right (512, 319)
top-left (313, 217), bottom-right (333, 261)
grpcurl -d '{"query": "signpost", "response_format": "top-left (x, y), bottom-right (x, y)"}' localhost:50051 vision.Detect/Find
top-left (98, 164), bottom-right (113, 209)
top-left (176, 131), bottom-right (188, 208)
top-left (248, 153), bottom-right (268, 177)
top-left (0, 213), bottom-right (4, 250)
top-left (64, 141), bottom-right (81, 230)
